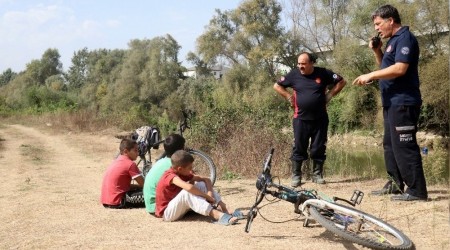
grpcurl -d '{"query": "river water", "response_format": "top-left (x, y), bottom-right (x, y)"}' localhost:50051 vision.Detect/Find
top-left (322, 146), bottom-right (448, 183)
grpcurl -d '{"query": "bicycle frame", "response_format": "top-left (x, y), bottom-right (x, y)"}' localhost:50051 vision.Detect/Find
top-left (246, 148), bottom-right (363, 231)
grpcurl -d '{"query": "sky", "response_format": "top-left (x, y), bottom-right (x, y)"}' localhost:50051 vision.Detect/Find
top-left (0, 0), bottom-right (243, 72)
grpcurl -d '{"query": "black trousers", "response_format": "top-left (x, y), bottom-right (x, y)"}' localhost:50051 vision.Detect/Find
top-left (291, 115), bottom-right (328, 163)
top-left (383, 105), bottom-right (428, 198)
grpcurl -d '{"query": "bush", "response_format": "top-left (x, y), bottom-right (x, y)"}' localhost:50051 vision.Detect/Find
top-left (422, 138), bottom-right (449, 185)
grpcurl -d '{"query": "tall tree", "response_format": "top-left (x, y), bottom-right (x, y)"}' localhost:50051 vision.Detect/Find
top-left (67, 47), bottom-right (90, 91)
top-left (100, 35), bottom-right (182, 115)
top-left (196, 0), bottom-right (285, 78)
top-left (283, 0), bottom-right (352, 63)
top-left (24, 48), bottom-right (63, 85)
top-left (77, 49), bottom-right (125, 110)
top-left (0, 68), bottom-right (17, 86)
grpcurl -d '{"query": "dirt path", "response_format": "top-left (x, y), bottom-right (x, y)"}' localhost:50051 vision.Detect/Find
top-left (0, 124), bottom-right (448, 249)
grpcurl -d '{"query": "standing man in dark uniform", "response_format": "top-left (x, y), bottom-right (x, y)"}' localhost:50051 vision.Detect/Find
top-left (274, 52), bottom-right (346, 187)
top-left (353, 5), bottom-right (428, 201)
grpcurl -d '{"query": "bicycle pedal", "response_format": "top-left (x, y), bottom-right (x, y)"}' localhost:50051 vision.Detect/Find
top-left (351, 190), bottom-right (364, 205)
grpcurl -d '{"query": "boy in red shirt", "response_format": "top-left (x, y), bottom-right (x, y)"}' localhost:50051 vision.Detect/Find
top-left (155, 150), bottom-right (244, 225)
top-left (101, 138), bottom-right (145, 208)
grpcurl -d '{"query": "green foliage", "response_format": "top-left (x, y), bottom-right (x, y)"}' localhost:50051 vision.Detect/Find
top-left (0, 95), bottom-right (13, 116)
top-left (66, 47), bottom-right (90, 91)
top-left (221, 168), bottom-right (241, 181)
top-left (72, 48), bottom-right (125, 110)
top-left (118, 104), bottom-right (151, 129)
top-left (25, 48), bottom-right (63, 85)
top-left (155, 110), bottom-right (176, 136)
top-left (418, 53), bottom-right (449, 135)
top-left (349, 0), bottom-right (389, 38)
top-left (422, 138), bottom-right (449, 184)
top-left (0, 68), bottom-right (17, 87)
top-left (197, 0), bottom-right (285, 78)
top-left (45, 75), bottom-right (66, 91)
top-left (22, 85), bottom-right (76, 113)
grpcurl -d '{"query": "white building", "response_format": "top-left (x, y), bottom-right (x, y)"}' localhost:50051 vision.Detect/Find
top-left (183, 65), bottom-right (229, 79)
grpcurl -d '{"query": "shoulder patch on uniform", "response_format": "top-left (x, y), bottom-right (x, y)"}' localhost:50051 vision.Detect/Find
top-left (401, 47), bottom-right (410, 55)
top-left (333, 74), bottom-right (338, 79)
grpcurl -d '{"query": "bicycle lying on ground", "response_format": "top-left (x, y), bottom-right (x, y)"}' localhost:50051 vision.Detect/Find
top-left (132, 110), bottom-right (217, 185)
top-left (245, 148), bottom-right (414, 250)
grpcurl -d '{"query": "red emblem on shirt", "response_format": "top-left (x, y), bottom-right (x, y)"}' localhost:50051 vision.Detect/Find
top-left (386, 45), bottom-right (392, 53)
top-left (315, 78), bottom-right (321, 84)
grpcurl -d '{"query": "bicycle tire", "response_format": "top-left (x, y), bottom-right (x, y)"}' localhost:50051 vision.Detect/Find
top-left (308, 202), bottom-right (413, 250)
top-left (188, 149), bottom-right (216, 186)
top-left (245, 189), bottom-right (265, 233)
top-left (244, 208), bottom-right (257, 233)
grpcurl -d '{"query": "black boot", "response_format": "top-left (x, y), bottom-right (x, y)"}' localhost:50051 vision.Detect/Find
top-left (312, 161), bottom-right (325, 184)
top-left (291, 160), bottom-right (302, 187)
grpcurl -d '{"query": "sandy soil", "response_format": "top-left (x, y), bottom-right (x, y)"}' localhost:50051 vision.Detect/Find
top-left (0, 123), bottom-right (448, 249)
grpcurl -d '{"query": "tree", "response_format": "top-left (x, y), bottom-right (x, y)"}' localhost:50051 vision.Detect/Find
top-left (186, 52), bottom-right (211, 78)
top-left (67, 47), bottom-right (90, 91)
top-left (138, 35), bottom-right (181, 105)
top-left (24, 48), bottom-right (63, 86)
top-left (40, 48), bottom-right (63, 83)
top-left (99, 35), bottom-right (182, 117)
top-left (410, 0), bottom-right (449, 59)
top-left (196, 0), bottom-right (286, 78)
top-left (0, 68), bottom-right (17, 86)
top-left (76, 48), bottom-right (125, 110)
top-left (45, 75), bottom-right (66, 91)
top-left (419, 53), bottom-right (449, 135)
top-left (283, 0), bottom-right (352, 63)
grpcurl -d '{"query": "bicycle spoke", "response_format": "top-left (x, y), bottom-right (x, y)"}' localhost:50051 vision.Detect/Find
top-left (310, 204), bottom-right (413, 249)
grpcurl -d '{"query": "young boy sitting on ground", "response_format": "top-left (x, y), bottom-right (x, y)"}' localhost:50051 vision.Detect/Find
top-left (101, 138), bottom-right (145, 208)
top-left (144, 133), bottom-right (185, 214)
top-left (155, 150), bottom-right (244, 225)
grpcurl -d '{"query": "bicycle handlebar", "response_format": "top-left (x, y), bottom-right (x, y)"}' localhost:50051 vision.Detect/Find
top-left (245, 148), bottom-right (318, 233)
top-left (262, 148), bottom-right (274, 174)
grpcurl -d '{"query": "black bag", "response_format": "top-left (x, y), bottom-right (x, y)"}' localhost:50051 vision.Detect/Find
top-left (132, 126), bottom-right (160, 156)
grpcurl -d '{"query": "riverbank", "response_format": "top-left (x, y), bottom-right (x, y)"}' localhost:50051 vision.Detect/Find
top-left (328, 131), bottom-right (447, 149)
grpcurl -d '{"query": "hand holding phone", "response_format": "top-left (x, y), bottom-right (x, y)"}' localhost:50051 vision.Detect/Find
top-left (371, 33), bottom-right (381, 48)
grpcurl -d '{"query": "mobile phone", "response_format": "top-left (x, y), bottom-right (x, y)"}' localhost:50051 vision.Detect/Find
top-left (371, 33), bottom-right (381, 47)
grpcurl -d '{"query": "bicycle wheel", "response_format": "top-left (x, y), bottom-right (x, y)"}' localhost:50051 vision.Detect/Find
top-left (244, 207), bottom-right (258, 233)
top-left (188, 149), bottom-right (216, 186)
top-left (308, 202), bottom-right (413, 250)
